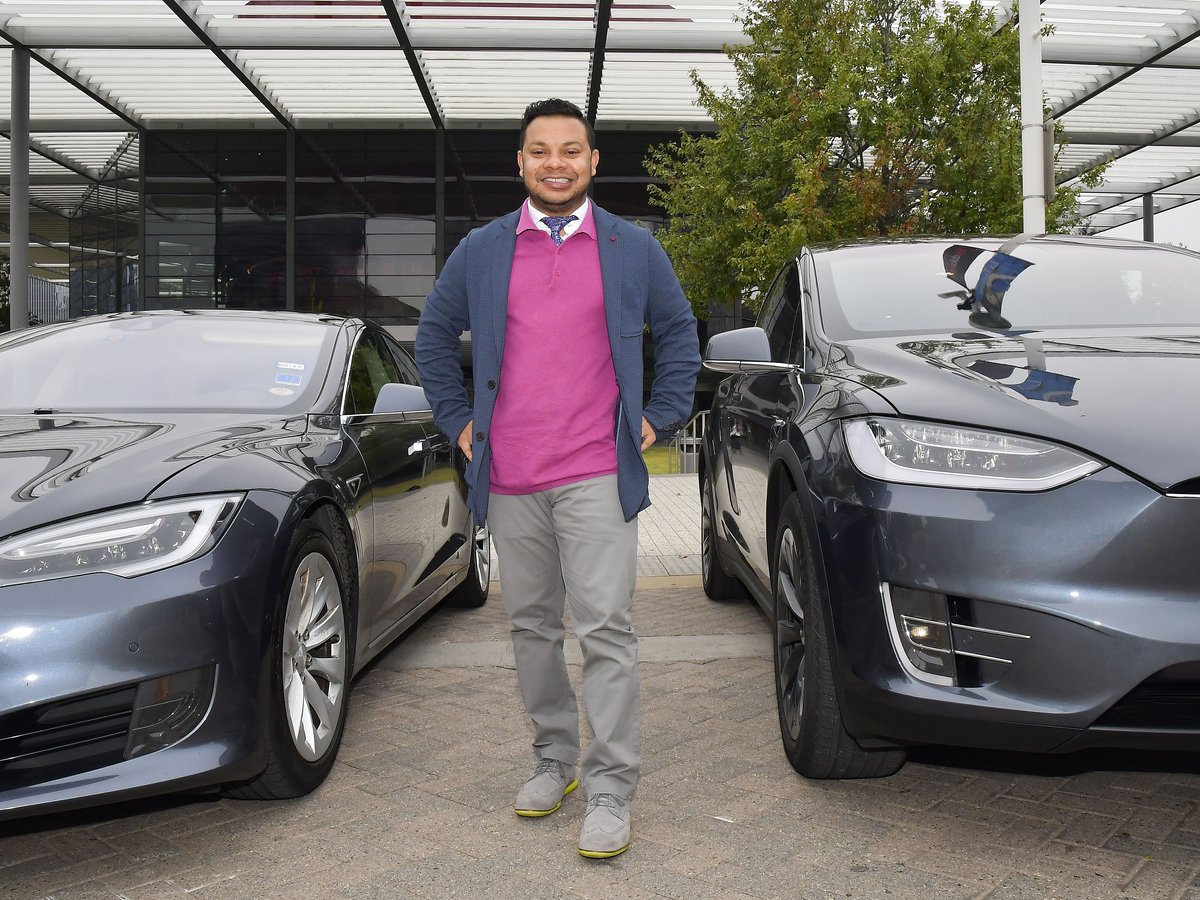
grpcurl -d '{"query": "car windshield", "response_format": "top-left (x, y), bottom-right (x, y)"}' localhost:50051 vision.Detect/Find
top-left (0, 314), bottom-right (337, 414)
top-left (815, 240), bottom-right (1200, 339)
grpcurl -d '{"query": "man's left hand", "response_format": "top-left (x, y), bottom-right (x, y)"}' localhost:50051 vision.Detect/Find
top-left (641, 417), bottom-right (656, 451)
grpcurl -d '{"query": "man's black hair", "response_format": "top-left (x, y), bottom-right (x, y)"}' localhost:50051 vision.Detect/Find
top-left (519, 98), bottom-right (596, 151)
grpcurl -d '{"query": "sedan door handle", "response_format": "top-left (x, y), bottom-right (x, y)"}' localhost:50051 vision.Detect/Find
top-left (407, 435), bottom-right (450, 454)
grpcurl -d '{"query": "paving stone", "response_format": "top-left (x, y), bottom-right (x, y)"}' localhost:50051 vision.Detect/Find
top-left (1055, 810), bottom-right (1129, 848)
top-left (4, 478), bottom-right (1200, 899)
top-left (1105, 831), bottom-right (1200, 868)
top-left (1114, 858), bottom-right (1200, 899)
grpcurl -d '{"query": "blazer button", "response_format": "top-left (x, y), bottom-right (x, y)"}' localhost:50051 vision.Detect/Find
top-left (487, 380), bottom-right (496, 390)
top-left (475, 431), bottom-right (485, 441)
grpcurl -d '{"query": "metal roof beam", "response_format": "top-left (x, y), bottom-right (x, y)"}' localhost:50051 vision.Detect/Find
top-left (586, 0), bottom-right (614, 124)
top-left (0, 226), bottom-right (69, 250)
top-left (1079, 179), bottom-right (1200, 197)
top-left (161, 0), bottom-right (293, 129)
top-left (98, 133), bottom-right (139, 180)
top-left (1045, 48), bottom-right (1200, 68)
top-left (1062, 130), bottom-right (1200, 148)
top-left (0, 28), bottom-right (746, 53)
top-left (0, 173), bottom-right (95, 187)
top-left (990, 1), bottom-right (1020, 32)
top-left (1060, 106), bottom-right (1200, 183)
top-left (0, 185), bottom-right (76, 218)
top-left (1072, 169), bottom-right (1200, 224)
top-left (1092, 195), bottom-right (1200, 232)
top-left (1053, 18), bottom-right (1200, 119)
top-left (0, 132), bottom-right (101, 181)
top-left (0, 28), bottom-right (142, 129)
top-left (0, 118), bottom-right (134, 131)
top-left (70, 133), bottom-right (140, 218)
top-left (380, 0), bottom-right (445, 129)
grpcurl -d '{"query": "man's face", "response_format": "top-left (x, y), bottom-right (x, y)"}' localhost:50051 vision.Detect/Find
top-left (518, 115), bottom-right (598, 215)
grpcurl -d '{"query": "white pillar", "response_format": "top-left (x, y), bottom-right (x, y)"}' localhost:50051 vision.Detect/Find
top-left (1019, 0), bottom-right (1046, 234)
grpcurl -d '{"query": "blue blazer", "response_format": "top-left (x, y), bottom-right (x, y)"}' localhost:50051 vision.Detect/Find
top-left (414, 204), bottom-right (700, 524)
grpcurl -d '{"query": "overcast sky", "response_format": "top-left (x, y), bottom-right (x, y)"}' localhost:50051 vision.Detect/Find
top-left (1105, 201), bottom-right (1200, 251)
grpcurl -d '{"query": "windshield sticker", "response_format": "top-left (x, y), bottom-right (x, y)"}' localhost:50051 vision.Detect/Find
top-left (270, 387), bottom-right (295, 396)
top-left (275, 373), bottom-right (302, 386)
top-left (277, 361), bottom-right (305, 371)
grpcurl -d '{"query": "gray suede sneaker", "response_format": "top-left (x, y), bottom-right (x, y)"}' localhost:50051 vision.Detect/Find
top-left (514, 758), bottom-right (578, 817)
top-left (578, 793), bottom-right (631, 858)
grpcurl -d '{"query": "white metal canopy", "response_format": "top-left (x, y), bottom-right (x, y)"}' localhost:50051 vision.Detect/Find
top-left (4, 0), bottom-right (1200, 280)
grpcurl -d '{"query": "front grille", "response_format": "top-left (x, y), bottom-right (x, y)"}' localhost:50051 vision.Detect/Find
top-left (0, 686), bottom-right (134, 789)
top-left (1096, 662), bottom-right (1200, 729)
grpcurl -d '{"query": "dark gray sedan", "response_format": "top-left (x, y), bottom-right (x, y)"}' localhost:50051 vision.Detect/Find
top-left (701, 235), bottom-right (1200, 779)
top-left (0, 310), bottom-right (489, 818)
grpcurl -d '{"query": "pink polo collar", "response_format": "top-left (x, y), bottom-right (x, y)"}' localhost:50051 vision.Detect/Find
top-left (517, 198), bottom-right (597, 241)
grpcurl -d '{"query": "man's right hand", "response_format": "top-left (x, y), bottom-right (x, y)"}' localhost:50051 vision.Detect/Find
top-left (458, 420), bottom-right (474, 461)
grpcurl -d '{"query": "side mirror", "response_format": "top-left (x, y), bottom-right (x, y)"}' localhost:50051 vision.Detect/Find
top-left (370, 382), bottom-right (434, 421)
top-left (703, 327), bottom-right (796, 374)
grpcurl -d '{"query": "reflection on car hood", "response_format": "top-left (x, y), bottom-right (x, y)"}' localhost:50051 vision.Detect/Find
top-left (0, 413), bottom-right (299, 540)
top-left (834, 329), bottom-right (1200, 491)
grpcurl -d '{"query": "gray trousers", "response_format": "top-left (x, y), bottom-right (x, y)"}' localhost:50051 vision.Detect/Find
top-left (488, 474), bottom-right (640, 798)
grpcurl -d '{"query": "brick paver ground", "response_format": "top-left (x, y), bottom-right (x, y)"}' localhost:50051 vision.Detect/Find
top-left (3, 478), bottom-right (1200, 899)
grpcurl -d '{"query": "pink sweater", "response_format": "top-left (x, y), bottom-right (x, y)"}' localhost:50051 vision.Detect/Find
top-left (488, 204), bottom-right (619, 495)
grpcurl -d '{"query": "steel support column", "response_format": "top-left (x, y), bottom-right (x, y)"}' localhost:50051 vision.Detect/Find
top-left (138, 129), bottom-right (147, 311)
top-left (9, 47), bottom-right (29, 330)
top-left (1019, 0), bottom-right (1046, 234)
top-left (435, 128), bottom-right (445, 275)
top-left (286, 130), bottom-right (295, 311)
top-left (1143, 194), bottom-right (1155, 242)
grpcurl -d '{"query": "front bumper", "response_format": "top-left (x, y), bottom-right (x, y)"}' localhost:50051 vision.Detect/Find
top-left (812, 442), bottom-right (1200, 754)
top-left (0, 492), bottom-right (295, 820)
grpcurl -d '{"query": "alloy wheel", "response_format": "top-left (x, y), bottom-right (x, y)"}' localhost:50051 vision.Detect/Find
top-left (701, 482), bottom-right (715, 584)
top-left (281, 550), bottom-right (347, 762)
top-left (473, 525), bottom-right (492, 592)
top-left (775, 526), bottom-right (807, 743)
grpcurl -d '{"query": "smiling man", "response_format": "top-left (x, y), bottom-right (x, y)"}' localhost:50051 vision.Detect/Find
top-left (415, 98), bottom-right (700, 859)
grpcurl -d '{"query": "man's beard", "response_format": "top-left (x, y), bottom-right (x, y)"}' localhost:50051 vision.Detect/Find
top-left (529, 180), bottom-right (588, 215)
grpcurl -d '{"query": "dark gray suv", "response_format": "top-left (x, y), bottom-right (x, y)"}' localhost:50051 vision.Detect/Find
top-left (700, 235), bottom-right (1200, 779)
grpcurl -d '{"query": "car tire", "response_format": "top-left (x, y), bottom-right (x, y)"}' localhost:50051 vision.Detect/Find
top-left (230, 507), bottom-right (355, 800)
top-left (773, 494), bottom-right (905, 779)
top-left (443, 520), bottom-right (491, 609)
top-left (701, 475), bottom-right (747, 601)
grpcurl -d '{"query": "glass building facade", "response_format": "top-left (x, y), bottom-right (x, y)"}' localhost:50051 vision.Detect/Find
top-left (69, 137), bottom-right (141, 319)
top-left (69, 128), bottom-right (680, 339)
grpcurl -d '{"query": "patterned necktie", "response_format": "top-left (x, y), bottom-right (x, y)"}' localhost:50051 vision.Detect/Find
top-left (541, 215), bottom-right (578, 247)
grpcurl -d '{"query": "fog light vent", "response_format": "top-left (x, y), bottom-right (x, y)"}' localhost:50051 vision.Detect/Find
top-left (882, 585), bottom-right (1030, 688)
top-left (901, 617), bottom-right (951, 651)
top-left (125, 665), bottom-right (216, 759)
top-left (884, 586), bottom-right (955, 685)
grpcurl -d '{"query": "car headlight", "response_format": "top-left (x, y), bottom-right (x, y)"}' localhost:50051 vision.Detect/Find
top-left (0, 495), bottom-right (244, 587)
top-left (843, 418), bottom-right (1102, 491)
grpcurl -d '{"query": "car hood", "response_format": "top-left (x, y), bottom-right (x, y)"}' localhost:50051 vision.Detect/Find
top-left (833, 328), bottom-right (1200, 491)
top-left (0, 413), bottom-right (302, 540)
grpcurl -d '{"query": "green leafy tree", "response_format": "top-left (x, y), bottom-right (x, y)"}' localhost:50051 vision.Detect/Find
top-left (647, 0), bottom-right (1096, 316)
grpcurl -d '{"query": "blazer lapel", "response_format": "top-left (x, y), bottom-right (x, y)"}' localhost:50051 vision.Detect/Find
top-left (490, 211), bottom-right (519, 359)
top-left (595, 206), bottom-right (622, 362)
